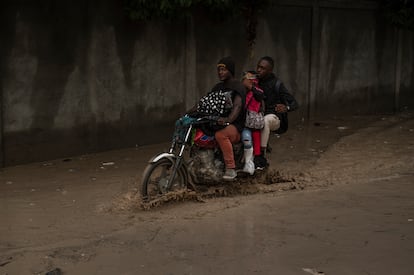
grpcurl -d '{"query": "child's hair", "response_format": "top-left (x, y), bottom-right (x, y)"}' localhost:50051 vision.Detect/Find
top-left (242, 70), bottom-right (258, 80)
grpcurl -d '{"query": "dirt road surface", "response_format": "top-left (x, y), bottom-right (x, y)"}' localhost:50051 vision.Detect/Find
top-left (1, 112), bottom-right (413, 275)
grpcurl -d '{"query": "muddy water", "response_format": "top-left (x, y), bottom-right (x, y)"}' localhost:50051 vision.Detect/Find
top-left (1, 113), bottom-right (413, 274)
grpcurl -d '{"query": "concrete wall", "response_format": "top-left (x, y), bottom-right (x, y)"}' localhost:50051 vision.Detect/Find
top-left (316, 7), bottom-right (396, 115)
top-left (255, 4), bottom-right (312, 123)
top-left (1, 0), bottom-right (189, 165)
top-left (400, 30), bottom-right (414, 110)
top-left (1, 0), bottom-right (413, 166)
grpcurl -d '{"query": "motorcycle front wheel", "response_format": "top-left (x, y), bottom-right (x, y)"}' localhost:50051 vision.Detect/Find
top-left (140, 158), bottom-right (188, 202)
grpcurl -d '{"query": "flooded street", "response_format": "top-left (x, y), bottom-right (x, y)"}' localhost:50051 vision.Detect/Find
top-left (1, 113), bottom-right (413, 275)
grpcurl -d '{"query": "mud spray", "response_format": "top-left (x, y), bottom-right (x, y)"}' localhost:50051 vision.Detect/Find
top-left (105, 169), bottom-right (307, 211)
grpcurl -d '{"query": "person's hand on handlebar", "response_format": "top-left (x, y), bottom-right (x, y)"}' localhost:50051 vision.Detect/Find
top-left (275, 104), bottom-right (288, 113)
top-left (217, 117), bottom-right (230, 126)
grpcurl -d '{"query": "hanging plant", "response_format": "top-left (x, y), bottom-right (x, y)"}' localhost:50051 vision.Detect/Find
top-left (124, 0), bottom-right (271, 53)
top-left (240, 0), bottom-right (270, 57)
top-left (381, 0), bottom-right (414, 30)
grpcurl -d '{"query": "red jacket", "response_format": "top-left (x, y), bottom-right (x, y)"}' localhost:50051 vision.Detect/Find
top-left (245, 81), bottom-right (264, 113)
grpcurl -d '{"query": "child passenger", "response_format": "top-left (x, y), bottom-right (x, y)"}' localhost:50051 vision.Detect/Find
top-left (241, 71), bottom-right (264, 175)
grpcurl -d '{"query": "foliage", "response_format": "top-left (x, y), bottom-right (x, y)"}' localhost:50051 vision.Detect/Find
top-left (240, 0), bottom-right (270, 51)
top-left (124, 0), bottom-right (234, 21)
top-left (124, 0), bottom-right (271, 52)
top-left (381, 0), bottom-right (414, 30)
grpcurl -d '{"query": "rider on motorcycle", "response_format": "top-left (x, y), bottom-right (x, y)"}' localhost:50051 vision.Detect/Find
top-left (187, 56), bottom-right (246, 180)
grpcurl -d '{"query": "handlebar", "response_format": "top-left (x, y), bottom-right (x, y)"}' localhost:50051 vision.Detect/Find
top-left (178, 114), bottom-right (230, 128)
top-left (191, 115), bottom-right (229, 126)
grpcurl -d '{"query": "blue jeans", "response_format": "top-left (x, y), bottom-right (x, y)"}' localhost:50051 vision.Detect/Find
top-left (241, 128), bottom-right (253, 149)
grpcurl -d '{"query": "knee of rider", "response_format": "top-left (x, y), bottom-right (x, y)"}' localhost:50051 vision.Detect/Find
top-left (241, 130), bottom-right (251, 140)
top-left (215, 131), bottom-right (224, 141)
top-left (266, 114), bottom-right (275, 122)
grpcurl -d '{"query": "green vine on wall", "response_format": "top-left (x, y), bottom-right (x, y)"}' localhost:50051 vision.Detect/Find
top-left (124, 0), bottom-right (270, 54)
top-left (381, 0), bottom-right (414, 30)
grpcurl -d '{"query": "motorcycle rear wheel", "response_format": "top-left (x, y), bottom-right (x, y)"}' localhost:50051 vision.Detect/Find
top-left (140, 158), bottom-right (188, 202)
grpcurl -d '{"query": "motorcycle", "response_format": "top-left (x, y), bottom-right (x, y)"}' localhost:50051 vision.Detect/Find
top-left (140, 115), bottom-right (249, 204)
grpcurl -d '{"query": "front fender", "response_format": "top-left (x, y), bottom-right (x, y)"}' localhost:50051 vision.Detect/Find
top-left (149, 152), bottom-right (176, 164)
